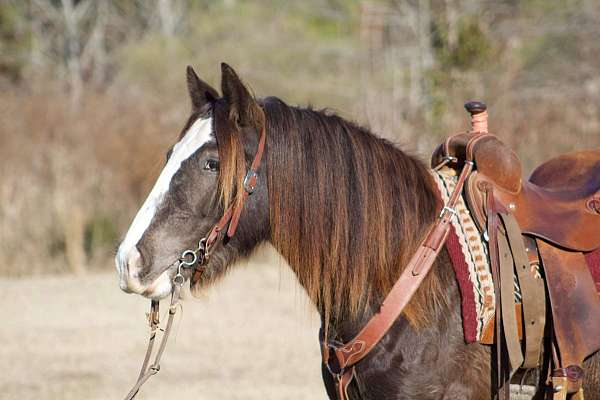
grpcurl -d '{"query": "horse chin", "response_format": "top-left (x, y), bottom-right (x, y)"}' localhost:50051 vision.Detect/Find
top-left (141, 268), bottom-right (174, 300)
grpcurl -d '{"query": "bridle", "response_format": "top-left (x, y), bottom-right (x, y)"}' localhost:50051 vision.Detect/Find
top-left (123, 108), bottom-right (267, 400)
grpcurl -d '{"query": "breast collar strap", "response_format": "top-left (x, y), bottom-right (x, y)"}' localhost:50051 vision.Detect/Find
top-left (322, 133), bottom-right (484, 400)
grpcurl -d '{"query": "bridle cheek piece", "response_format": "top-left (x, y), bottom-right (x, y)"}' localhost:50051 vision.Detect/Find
top-left (123, 110), bottom-right (267, 400)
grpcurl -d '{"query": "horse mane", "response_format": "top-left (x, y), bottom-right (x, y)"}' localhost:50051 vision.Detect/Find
top-left (215, 96), bottom-right (448, 330)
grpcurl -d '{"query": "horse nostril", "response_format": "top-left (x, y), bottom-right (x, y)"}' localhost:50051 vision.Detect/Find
top-left (118, 246), bottom-right (147, 295)
top-left (126, 247), bottom-right (143, 276)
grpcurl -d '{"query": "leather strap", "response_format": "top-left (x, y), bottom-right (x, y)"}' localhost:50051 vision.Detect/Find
top-left (486, 187), bottom-right (509, 400)
top-left (226, 118), bottom-right (267, 238)
top-left (440, 132), bottom-right (494, 169)
top-left (496, 220), bottom-right (523, 371)
top-left (208, 106), bottom-right (267, 244)
top-left (551, 375), bottom-right (568, 400)
top-left (502, 217), bottom-right (546, 369)
top-left (322, 136), bottom-right (485, 400)
top-left (336, 368), bottom-right (355, 400)
top-left (124, 281), bottom-right (184, 400)
top-left (553, 366), bottom-right (585, 394)
top-left (327, 159), bottom-right (473, 373)
top-left (190, 110), bottom-right (267, 286)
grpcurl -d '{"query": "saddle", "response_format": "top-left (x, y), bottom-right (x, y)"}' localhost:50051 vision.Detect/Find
top-left (432, 102), bottom-right (600, 398)
top-left (322, 102), bottom-right (600, 400)
top-left (432, 134), bottom-right (600, 252)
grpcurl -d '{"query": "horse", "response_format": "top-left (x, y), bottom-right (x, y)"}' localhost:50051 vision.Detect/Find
top-left (115, 63), bottom-right (600, 399)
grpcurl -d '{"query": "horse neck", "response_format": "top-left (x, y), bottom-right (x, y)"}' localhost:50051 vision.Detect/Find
top-left (264, 102), bottom-right (443, 332)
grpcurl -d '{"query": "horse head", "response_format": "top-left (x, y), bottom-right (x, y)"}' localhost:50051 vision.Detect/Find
top-left (115, 63), bottom-right (269, 299)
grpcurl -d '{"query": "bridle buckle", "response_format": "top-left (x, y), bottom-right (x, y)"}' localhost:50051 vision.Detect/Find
top-left (243, 170), bottom-right (258, 194)
top-left (439, 206), bottom-right (457, 219)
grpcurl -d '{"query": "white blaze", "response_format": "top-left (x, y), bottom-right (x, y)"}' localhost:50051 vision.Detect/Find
top-left (116, 117), bottom-right (213, 273)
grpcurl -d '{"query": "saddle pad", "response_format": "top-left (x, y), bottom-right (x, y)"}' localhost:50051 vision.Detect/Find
top-left (431, 168), bottom-right (496, 342)
top-left (431, 168), bottom-right (600, 343)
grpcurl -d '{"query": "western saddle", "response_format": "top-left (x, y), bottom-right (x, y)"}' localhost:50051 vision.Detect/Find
top-left (432, 102), bottom-right (600, 399)
top-left (322, 101), bottom-right (600, 400)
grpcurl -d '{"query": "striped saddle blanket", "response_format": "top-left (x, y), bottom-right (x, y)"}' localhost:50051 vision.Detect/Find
top-left (431, 168), bottom-right (600, 343)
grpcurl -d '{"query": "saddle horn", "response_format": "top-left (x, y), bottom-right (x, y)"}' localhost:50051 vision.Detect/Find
top-left (465, 101), bottom-right (488, 134)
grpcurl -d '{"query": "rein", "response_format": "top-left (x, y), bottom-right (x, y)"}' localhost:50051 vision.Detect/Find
top-left (123, 113), bottom-right (267, 400)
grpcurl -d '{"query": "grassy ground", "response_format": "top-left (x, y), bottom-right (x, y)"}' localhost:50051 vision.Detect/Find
top-left (0, 259), bottom-right (327, 400)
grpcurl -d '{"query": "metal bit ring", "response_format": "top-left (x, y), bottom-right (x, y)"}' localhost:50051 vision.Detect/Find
top-left (180, 250), bottom-right (198, 267)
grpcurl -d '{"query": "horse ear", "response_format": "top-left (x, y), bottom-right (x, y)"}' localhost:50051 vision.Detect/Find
top-left (186, 66), bottom-right (219, 112)
top-left (220, 62), bottom-right (259, 127)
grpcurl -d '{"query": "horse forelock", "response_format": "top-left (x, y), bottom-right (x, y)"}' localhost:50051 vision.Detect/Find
top-left (212, 101), bottom-right (248, 212)
top-left (260, 97), bottom-right (448, 331)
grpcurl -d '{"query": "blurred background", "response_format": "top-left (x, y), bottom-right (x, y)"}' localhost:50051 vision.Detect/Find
top-left (1, 1), bottom-right (600, 399)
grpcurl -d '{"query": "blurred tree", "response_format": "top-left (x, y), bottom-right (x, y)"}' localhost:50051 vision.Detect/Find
top-left (0, 1), bottom-right (30, 83)
top-left (1, 0), bottom-right (600, 276)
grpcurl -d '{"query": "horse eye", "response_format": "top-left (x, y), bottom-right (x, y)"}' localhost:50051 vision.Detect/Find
top-left (203, 159), bottom-right (219, 171)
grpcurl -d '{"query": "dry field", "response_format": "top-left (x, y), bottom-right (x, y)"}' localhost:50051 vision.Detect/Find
top-left (1, 255), bottom-right (327, 400)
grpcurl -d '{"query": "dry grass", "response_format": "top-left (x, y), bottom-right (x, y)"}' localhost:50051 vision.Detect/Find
top-left (0, 85), bottom-right (187, 276)
top-left (0, 254), bottom-right (327, 400)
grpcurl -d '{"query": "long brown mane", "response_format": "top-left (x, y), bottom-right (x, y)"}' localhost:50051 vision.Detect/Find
top-left (216, 96), bottom-right (447, 329)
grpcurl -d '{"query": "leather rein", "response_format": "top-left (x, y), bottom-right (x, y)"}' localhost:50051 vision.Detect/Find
top-left (123, 114), bottom-right (267, 400)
